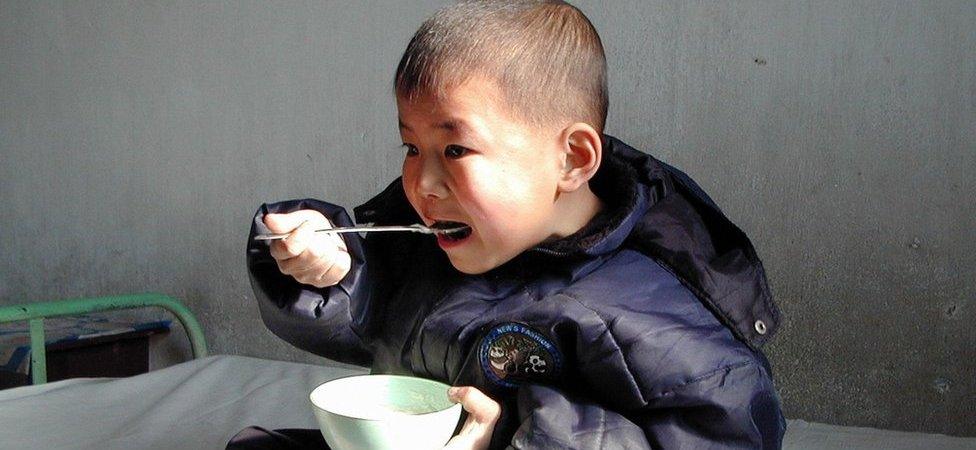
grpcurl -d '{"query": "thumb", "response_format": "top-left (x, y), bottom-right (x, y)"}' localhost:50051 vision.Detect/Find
top-left (448, 387), bottom-right (500, 424)
top-left (443, 386), bottom-right (499, 450)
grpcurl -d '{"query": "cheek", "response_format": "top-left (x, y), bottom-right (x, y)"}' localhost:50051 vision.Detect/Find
top-left (455, 167), bottom-right (548, 225)
top-left (400, 161), bottom-right (422, 210)
top-left (400, 159), bottom-right (415, 188)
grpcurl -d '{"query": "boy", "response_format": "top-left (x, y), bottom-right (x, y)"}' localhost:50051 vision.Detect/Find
top-left (234, 1), bottom-right (785, 449)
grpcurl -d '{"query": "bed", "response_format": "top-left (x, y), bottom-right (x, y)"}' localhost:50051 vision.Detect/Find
top-left (1, 296), bottom-right (973, 449)
top-left (3, 355), bottom-right (974, 450)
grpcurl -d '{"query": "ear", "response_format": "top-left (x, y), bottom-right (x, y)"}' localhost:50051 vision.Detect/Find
top-left (557, 123), bottom-right (602, 193)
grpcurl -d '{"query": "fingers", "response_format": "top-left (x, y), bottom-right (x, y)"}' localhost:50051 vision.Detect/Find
top-left (264, 210), bottom-right (332, 234)
top-left (266, 209), bottom-right (331, 260)
top-left (269, 219), bottom-right (316, 260)
top-left (263, 210), bottom-right (351, 288)
top-left (291, 247), bottom-right (351, 288)
top-left (442, 386), bottom-right (500, 450)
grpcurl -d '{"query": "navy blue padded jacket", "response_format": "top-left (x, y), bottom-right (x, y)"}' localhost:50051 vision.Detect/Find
top-left (246, 136), bottom-right (786, 449)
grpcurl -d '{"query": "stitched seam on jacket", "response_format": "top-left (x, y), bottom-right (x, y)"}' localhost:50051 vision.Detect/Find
top-left (651, 360), bottom-right (755, 401)
top-left (555, 291), bottom-right (647, 406)
top-left (514, 409), bottom-right (651, 450)
top-left (518, 424), bottom-right (611, 450)
top-left (554, 290), bottom-right (759, 406)
top-left (442, 296), bottom-right (511, 384)
top-left (595, 406), bottom-right (606, 449)
top-left (516, 426), bottom-right (574, 449)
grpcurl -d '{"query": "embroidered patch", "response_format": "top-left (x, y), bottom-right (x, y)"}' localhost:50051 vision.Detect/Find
top-left (479, 322), bottom-right (561, 389)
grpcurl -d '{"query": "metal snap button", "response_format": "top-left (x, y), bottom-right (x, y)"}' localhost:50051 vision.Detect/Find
top-left (754, 320), bottom-right (767, 335)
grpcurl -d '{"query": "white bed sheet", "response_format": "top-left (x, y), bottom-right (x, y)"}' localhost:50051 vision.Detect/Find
top-left (0, 355), bottom-right (972, 450)
top-left (0, 355), bottom-right (365, 450)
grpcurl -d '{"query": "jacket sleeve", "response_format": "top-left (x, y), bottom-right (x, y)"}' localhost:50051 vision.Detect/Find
top-left (245, 199), bottom-right (372, 367)
top-left (507, 360), bottom-right (785, 450)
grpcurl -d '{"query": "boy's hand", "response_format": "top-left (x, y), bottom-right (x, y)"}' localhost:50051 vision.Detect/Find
top-left (443, 386), bottom-right (500, 450)
top-left (263, 210), bottom-right (350, 288)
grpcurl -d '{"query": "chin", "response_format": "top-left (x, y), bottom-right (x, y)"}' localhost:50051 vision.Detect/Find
top-left (447, 255), bottom-right (500, 275)
top-left (449, 260), bottom-right (493, 275)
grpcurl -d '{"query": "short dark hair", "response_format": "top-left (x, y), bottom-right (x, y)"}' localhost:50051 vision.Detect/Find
top-left (395, 0), bottom-right (608, 132)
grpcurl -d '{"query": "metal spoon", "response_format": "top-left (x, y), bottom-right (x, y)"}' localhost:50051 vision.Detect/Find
top-left (253, 223), bottom-right (469, 241)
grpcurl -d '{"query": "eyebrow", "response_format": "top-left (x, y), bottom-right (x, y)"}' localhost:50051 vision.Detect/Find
top-left (398, 118), bottom-right (468, 134)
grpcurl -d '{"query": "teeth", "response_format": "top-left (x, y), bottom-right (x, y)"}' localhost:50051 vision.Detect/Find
top-left (431, 220), bottom-right (472, 240)
top-left (443, 228), bottom-right (472, 241)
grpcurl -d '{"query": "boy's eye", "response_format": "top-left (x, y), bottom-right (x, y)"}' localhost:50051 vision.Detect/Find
top-left (444, 145), bottom-right (469, 159)
top-left (402, 144), bottom-right (419, 156)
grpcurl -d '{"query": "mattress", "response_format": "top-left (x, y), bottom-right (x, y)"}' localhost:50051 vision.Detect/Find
top-left (0, 355), bottom-right (972, 450)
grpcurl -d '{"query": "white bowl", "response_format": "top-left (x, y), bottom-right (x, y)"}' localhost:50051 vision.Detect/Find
top-left (309, 374), bottom-right (462, 450)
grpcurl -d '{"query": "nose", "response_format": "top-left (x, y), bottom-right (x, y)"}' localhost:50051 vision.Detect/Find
top-left (412, 154), bottom-right (450, 200)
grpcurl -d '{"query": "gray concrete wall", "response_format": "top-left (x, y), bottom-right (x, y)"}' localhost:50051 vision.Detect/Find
top-left (1, 0), bottom-right (973, 437)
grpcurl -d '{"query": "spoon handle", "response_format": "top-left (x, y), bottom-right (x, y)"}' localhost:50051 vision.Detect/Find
top-left (253, 224), bottom-right (438, 241)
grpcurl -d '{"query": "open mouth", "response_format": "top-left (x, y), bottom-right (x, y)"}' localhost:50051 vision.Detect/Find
top-left (430, 220), bottom-right (473, 242)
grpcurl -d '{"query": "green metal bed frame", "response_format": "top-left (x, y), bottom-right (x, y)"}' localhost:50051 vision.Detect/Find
top-left (0, 293), bottom-right (208, 385)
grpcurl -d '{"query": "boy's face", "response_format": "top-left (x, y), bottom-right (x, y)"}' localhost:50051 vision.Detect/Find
top-left (397, 77), bottom-right (567, 274)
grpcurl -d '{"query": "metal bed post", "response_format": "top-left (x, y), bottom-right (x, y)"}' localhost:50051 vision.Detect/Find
top-left (0, 293), bottom-right (208, 385)
top-left (28, 318), bottom-right (47, 385)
